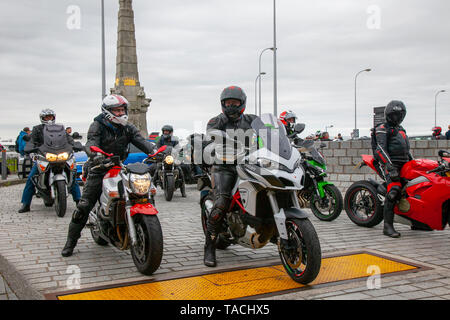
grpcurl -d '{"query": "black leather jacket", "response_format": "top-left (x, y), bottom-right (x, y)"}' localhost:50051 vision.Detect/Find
top-left (374, 122), bottom-right (412, 165)
top-left (85, 114), bottom-right (155, 161)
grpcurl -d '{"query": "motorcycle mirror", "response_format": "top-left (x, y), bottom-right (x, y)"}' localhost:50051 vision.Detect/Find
top-left (303, 140), bottom-right (314, 148)
top-left (294, 123), bottom-right (306, 134)
top-left (90, 146), bottom-right (113, 157)
top-left (320, 143), bottom-right (327, 149)
top-left (72, 132), bottom-right (82, 140)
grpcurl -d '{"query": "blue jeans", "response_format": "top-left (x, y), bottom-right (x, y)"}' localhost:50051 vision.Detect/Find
top-left (21, 164), bottom-right (81, 205)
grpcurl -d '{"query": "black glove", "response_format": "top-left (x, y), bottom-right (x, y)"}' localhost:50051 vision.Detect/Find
top-left (386, 164), bottom-right (400, 182)
top-left (91, 153), bottom-right (105, 166)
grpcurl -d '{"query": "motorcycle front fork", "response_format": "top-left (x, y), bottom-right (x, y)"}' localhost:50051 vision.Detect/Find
top-left (123, 191), bottom-right (138, 247)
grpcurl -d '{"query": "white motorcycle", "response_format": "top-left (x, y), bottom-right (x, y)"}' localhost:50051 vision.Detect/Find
top-left (200, 114), bottom-right (321, 284)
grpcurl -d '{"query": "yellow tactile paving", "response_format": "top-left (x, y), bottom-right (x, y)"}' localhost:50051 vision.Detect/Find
top-left (57, 253), bottom-right (418, 300)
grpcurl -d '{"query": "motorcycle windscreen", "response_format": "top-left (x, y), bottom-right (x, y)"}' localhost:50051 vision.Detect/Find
top-left (40, 124), bottom-right (73, 154)
top-left (251, 113), bottom-right (292, 160)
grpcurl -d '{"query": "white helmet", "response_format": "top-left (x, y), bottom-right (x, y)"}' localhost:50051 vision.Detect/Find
top-left (40, 109), bottom-right (56, 125)
top-left (101, 94), bottom-right (129, 126)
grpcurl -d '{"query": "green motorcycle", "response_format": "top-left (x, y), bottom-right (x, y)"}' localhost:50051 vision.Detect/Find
top-left (295, 139), bottom-right (343, 221)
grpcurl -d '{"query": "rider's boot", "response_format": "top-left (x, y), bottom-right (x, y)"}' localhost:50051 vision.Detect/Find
top-left (204, 219), bottom-right (218, 267)
top-left (18, 203), bottom-right (30, 213)
top-left (61, 211), bottom-right (85, 257)
top-left (383, 200), bottom-right (400, 238)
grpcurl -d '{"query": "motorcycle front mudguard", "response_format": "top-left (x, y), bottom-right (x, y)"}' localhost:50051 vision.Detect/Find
top-left (316, 180), bottom-right (334, 198)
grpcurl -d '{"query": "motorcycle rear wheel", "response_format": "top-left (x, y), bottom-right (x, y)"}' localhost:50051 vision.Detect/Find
top-left (310, 184), bottom-right (343, 221)
top-left (164, 175), bottom-right (175, 201)
top-left (131, 215), bottom-right (163, 275)
top-left (279, 218), bottom-right (321, 284)
top-left (54, 180), bottom-right (67, 218)
top-left (344, 181), bottom-right (384, 227)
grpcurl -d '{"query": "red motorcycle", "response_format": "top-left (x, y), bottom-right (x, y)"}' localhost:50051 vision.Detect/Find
top-left (344, 150), bottom-right (450, 231)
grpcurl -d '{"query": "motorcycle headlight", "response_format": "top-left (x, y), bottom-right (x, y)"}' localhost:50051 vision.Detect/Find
top-left (165, 155), bottom-right (174, 165)
top-left (58, 152), bottom-right (69, 161)
top-left (257, 158), bottom-right (293, 173)
top-left (46, 153), bottom-right (58, 162)
top-left (130, 173), bottom-right (151, 195)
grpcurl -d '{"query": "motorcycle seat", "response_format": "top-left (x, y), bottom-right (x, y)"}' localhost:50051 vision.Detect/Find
top-left (400, 159), bottom-right (439, 180)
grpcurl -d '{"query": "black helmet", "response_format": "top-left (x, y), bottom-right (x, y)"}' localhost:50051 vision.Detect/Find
top-left (385, 100), bottom-right (406, 126)
top-left (161, 125), bottom-right (174, 139)
top-left (220, 86), bottom-right (247, 121)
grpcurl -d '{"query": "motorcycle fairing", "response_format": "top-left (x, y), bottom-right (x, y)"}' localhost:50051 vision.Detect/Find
top-left (400, 159), bottom-right (438, 181)
top-left (130, 203), bottom-right (158, 217)
top-left (104, 166), bottom-right (122, 179)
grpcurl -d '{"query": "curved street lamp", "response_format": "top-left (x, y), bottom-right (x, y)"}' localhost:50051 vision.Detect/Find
top-left (435, 90), bottom-right (446, 127)
top-left (258, 47), bottom-right (274, 116)
top-left (354, 68), bottom-right (371, 138)
top-left (255, 72), bottom-right (266, 114)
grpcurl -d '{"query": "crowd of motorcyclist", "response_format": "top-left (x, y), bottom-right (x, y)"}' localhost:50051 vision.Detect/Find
top-left (11, 84), bottom-right (449, 267)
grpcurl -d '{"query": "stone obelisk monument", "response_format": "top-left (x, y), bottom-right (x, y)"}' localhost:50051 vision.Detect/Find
top-left (111, 0), bottom-right (150, 137)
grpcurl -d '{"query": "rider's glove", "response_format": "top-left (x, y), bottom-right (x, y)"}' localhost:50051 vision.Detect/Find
top-left (91, 152), bottom-right (105, 166)
top-left (386, 163), bottom-right (400, 182)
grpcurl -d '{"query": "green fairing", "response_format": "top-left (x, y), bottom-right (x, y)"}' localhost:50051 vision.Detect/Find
top-left (307, 159), bottom-right (326, 170)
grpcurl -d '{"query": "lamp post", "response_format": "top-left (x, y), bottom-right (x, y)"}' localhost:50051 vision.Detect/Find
top-left (434, 90), bottom-right (446, 127)
top-left (273, 0), bottom-right (278, 116)
top-left (255, 72), bottom-right (266, 114)
top-left (354, 68), bottom-right (371, 138)
top-left (101, 0), bottom-right (106, 99)
top-left (325, 124), bottom-right (334, 133)
top-left (258, 47), bottom-right (274, 116)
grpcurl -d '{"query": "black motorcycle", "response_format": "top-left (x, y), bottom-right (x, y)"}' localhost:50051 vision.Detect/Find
top-left (25, 124), bottom-right (82, 217)
top-left (146, 145), bottom-right (186, 201)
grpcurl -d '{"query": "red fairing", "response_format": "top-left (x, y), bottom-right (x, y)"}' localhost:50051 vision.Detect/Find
top-left (130, 203), bottom-right (159, 217)
top-left (361, 154), bottom-right (377, 172)
top-left (400, 159), bottom-right (438, 180)
top-left (104, 166), bottom-right (122, 179)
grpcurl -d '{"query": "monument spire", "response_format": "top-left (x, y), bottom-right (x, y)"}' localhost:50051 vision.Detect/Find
top-left (111, 0), bottom-right (150, 137)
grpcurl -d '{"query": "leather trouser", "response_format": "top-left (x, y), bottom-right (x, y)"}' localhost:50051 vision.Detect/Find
top-left (66, 165), bottom-right (108, 242)
top-left (206, 165), bottom-right (238, 240)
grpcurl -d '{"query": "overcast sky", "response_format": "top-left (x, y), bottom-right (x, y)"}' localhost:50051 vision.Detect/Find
top-left (1, 0), bottom-right (449, 140)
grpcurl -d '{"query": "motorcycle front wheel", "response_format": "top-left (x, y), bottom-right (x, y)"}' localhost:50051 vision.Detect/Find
top-left (53, 180), bottom-right (67, 217)
top-left (131, 215), bottom-right (163, 275)
top-left (164, 174), bottom-right (175, 201)
top-left (279, 218), bottom-right (321, 284)
top-left (310, 184), bottom-right (343, 221)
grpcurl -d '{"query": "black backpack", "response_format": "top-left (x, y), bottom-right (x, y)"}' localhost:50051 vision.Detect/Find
top-left (15, 135), bottom-right (20, 153)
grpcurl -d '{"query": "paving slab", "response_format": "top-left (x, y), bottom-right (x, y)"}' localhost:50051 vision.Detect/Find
top-left (0, 183), bottom-right (449, 300)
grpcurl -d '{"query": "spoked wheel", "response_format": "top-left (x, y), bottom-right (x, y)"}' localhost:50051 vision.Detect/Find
top-left (200, 193), bottom-right (231, 250)
top-left (131, 215), bottom-right (163, 275)
top-left (310, 184), bottom-right (343, 221)
top-left (279, 218), bottom-right (321, 284)
top-left (344, 181), bottom-right (384, 227)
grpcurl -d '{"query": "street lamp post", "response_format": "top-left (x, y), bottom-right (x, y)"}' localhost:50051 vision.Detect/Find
top-left (325, 124), bottom-right (334, 133)
top-left (255, 72), bottom-right (266, 114)
top-left (101, 0), bottom-right (106, 99)
top-left (273, 0), bottom-right (278, 117)
top-left (258, 47), bottom-right (274, 116)
top-left (354, 68), bottom-right (371, 138)
top-left (434, 90), bottom-right (446, 127)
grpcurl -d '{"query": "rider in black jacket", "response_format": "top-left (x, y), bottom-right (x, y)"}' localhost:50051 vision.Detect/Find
top-left (204, 86), bottom-right (257, 267)
top-left (374, 100), bottom-right (412, 238)
top-left (61, 94), bottom-right (156, 257)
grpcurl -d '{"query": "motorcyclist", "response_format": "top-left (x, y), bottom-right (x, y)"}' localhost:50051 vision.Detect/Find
top-left (203, 85), bottom-right (257, 267)
top-left (373, 100), bottom-right (412, 238)
top-left (61, 94), bottom-right (156, 257)
top-left (431, 126), bottom-right (445, 140)
top-left (279, 110), bottom-right (297, 136)
top-left (18, 109), bottom-right (81, 213)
